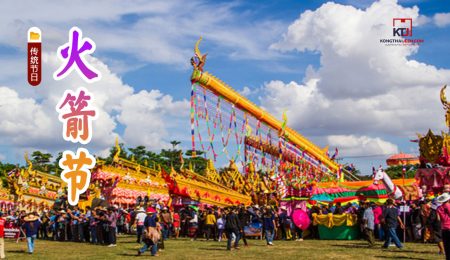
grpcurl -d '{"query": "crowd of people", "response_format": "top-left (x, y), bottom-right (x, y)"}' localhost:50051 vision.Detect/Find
top-left (1, 193), bottom-right (450, 258)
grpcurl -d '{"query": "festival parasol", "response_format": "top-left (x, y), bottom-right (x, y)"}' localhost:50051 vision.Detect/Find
top-left (292, 209), bottom-right (310, 231)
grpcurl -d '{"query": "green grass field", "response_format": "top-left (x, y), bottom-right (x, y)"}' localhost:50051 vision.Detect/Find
top-left (4, 235), bottom-right (445, 260)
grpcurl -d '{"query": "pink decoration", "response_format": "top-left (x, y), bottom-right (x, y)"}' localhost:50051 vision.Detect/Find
top-left (292, 209), bottom-right (310, 231)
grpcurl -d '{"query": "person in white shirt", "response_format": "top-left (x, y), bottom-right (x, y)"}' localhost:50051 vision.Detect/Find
top-left (217, 213), bottom-right (226, 242)
top-left (135, 208), bottom-right (147, 243)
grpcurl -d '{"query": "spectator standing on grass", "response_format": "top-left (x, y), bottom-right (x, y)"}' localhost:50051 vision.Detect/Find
top-left (40, 210), bottom-right (49, 240)
top-left (373, 204), bottom-right (384, 241)
top-left (57, 210), bottom-right (66, 241)
top-left (49, 210), bottom-right (57, 241)
top-left (420, 201), bottom-right (431, 242)
top-left (410, 202), bottom-right (423, 242)
top-left (160, 207), bottom-right (172, 240)
top-left (225, 207), bottom-right (240, 250)
top-left (172, 211), bottom-right (180, 239)
top-left (188, 207), bottom-right (199, 240)
top-left (237, 206), bottom-right (249, 246)
top-left (99, 207), bottom-right (110, 245)
top-left (123, 209), bottom-right (132, 234)
top-left (107, 207), bottom-right (118, 247)
top-left (135, 207), bottom-right (146, 243)
top-left (95, 208), bottom-right (104, 244)
top-left (22, 213), bottom-right (41, 254)
top-left (217, 212), bottom-right (225, 242)
top-left (362, 202), bottom-right (375, 247)
top-left (137, 207), bottom-right (160, 257)
top-left (429, 199), bottom-right (444, 255)
top-left (382, 199), bottom-right (404, 249)
top-left (278, 206), bottom-right (288, 240)
top-left (437, 193), bottom-right (450, 258)
top-left (205, 209), bottom-right (216, 241)
top-left (89, 209), bottom-right (98, 244)
top-left (70, 207), bottom-right (80, 242)
top-left (263, 206), bottom-right (276, 246)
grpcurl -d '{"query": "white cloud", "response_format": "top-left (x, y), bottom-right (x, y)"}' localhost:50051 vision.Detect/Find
top-left (0, 87), bottom-right (53, 146)
top-left (260, 79), bottom-right (443, 137)
top-left (239, 86), bottom-right (258, 97)
top-left (260, 0), bottom-right (450, 164)
top-left (240, 86), bottom-right (252, 96)
top-left (416, 14), bottom-right (431, 26)
top-left (434, 13), bottom-right (450, 27)
top-left (271, 0), bottom-right (450, 99)
top-left (117, 89), bottom-right (189, 149)
top-left (327, 135), bottom-right (398, 156)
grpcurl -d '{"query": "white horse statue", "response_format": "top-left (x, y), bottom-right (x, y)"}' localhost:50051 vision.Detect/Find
top-left (373, 168), bottom-right (403, 199)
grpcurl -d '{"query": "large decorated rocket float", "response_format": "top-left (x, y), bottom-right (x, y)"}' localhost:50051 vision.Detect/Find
top-left (188, 37), bottom-right (429, 209)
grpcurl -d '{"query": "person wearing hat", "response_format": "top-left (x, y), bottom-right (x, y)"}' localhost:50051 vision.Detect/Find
top-left (135, 207), bottom-right (146, 244)
top-left (137, 207), bottom-right (160, 256)
top-left (22, 213), bottom-right (41, 254)
top-left (428, 198), bottom-right (444, 255)
top-left (0, 212), bottom-right (6, 259)
top-left (160, 207), bottom-right (172, 240)
top-left (437, 193), bottom-right (450, 257)
top-left (56, 209), bottom-right (67, 241)
top-left (106, 206), bottom-right (118, 247)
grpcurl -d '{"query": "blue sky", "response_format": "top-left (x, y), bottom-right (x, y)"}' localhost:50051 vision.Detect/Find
top-left (0, 0), bottom-right (450, 175)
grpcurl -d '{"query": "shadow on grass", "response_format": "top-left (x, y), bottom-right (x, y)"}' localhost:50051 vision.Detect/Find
top-left (331, 243), bottom-right (379, 249)
top-left (198, 247), bottom-right (229, 251)
top-left (6, 250), bottom-right (26, 253)
top-left (118, 253), bottom-right (140, 257)
top-left (121, 241), bottom-right (141, 244)
top-left (374, 255), bottom-right (426, 260)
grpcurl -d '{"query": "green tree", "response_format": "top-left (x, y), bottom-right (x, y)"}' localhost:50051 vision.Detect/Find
top-left (52, 152), bottom-right (63, 175)
top-left (31, 151), bottom-right (53, 172)
top-left (385, 164), bottom-right (418, 179)
top-left (128, 146), bottom-right (147, 163)
top-left (145, 151), bottom-right (164, 168)
top-left (159, 148), bottom-right (182, 171)
top-left (170, 140), bottom-right (181, 149)
top-left (185, 150), bottom-right (208, 174)
top-left (0, 161), bottom-right (17, 188)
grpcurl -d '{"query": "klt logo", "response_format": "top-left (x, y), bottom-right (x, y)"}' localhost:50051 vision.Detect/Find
top-left (393, 18), bottom-right (412, 37)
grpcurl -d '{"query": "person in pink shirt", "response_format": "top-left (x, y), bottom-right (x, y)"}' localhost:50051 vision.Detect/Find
top-left (372, 204), bottom-right (384, 241)
top-left (437, 193), bottom-right (450, 258)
